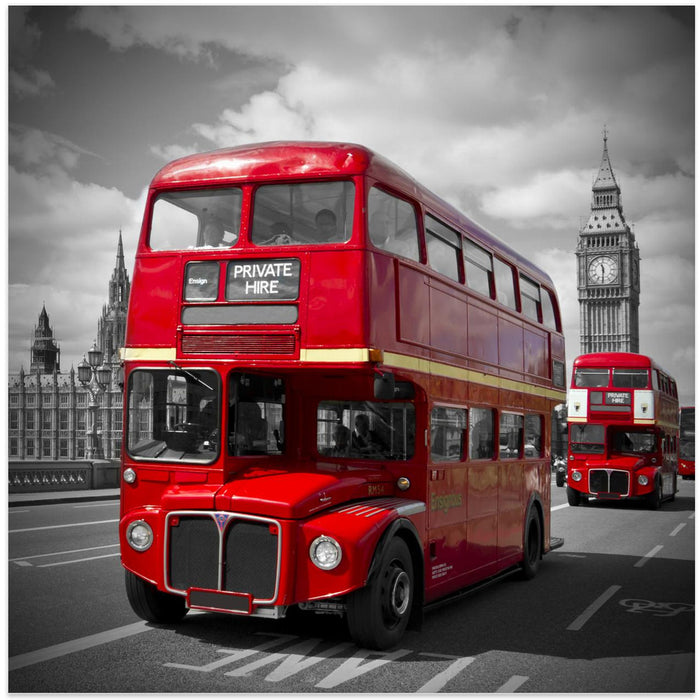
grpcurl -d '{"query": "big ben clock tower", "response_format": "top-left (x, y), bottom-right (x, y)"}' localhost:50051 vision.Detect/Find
top-left (577, 131), bottom-right (640, 353)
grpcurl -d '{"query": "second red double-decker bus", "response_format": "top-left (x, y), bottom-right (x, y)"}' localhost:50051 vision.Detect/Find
top-left (679, 406), bottom-right (695, 479)
top-left (567, 352), bottom-right (679, 508)
top-left (119, 141), bottom-right (567, 650)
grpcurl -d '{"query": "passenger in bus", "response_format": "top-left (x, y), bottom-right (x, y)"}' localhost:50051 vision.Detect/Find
top-left (326, 425), bottom-right (350, 456)
top-left (202, 219), bottom-right (226, 247)
top-left (352, 414), bottom-right (385, 453)
top-left (314, 209), bottom-right (339, 241)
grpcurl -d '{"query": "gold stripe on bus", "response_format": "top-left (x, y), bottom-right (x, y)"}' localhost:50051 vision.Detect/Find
top-left (300, 348), bottom-right (374, 363)
top-left (383, 351), bottom-right (566, 402)
top-left (121, 347), bottom-right (177, 361)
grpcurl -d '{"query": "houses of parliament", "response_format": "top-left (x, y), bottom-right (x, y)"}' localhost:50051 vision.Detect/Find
top-left (8, 134), bottom-right (639, 464)
top-left (8, 234), bottom-right (130, 462)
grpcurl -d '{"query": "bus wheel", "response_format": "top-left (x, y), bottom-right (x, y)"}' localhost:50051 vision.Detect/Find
top-left (520, 508), bottom-right (542, 580)
top-left (346, 537), bottom-right (413, 650)
top-left (647, 478), bottom-right (663, 510)
top-left (566, 487), bottom-right (582, 507)
top-left (125, 570), bottom-right (188, 623)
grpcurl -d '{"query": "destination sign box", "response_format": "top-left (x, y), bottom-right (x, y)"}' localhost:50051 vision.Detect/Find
top-left (226, 258), bottom-right (301, 301)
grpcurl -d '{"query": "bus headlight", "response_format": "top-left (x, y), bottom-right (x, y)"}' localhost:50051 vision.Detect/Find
top-left (126, 520), bottom-right (153, 551)
top-left (571, 471), bottom-right (583, 482)
top-left (638, 475), bottom-right (649, 486)
top-left (309, 535), bottom-right (342, 570)
top-left (123, 468), bottom-right (136, 484)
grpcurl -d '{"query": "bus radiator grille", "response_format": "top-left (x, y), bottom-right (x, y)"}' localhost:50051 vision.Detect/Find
top-left (168, 515), bottom-right (278, 601)
top-left (589, 469), bottom-right (630, 496)
top-left (181, 333), bottom-right (296, 355)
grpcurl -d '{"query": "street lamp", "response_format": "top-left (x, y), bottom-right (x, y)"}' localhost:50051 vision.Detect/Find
top-left (78, 342), bottom-right (112, 459)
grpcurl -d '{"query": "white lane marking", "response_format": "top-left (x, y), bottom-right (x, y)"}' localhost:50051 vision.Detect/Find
top-left (416, 656), bottom-right (474, 692)
top-left (670, 523), bottom-right (687, 537)
top-left (634, 545), bottom-right (663, 568)
top-left (9, 519), bottom-right (118, 534)
top-left (9, 509), bottom-right (30, 514)
top-left (74, 502), bottom-right (119, 509)
top-left (38, 553), bottom-right (121, 567)
top-left (9, 621), bottom-right (151, 671)
top-left (551, 503), bottom-right (569, 511)
top-left (10, 544), bottom-right (119, 563)
top-left (497, 675), bottom-right (529, 692)
top-left (567, 585), bottom-right (621, 631)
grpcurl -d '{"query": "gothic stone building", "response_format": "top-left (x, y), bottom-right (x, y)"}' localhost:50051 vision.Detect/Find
top-left (576, 133), bottom-right (641, 353)
top-left (8, 234), bottom-right (130, 463)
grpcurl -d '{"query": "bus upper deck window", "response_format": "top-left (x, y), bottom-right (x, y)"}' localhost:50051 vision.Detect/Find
top-left (368, 187), bottom-right (420, 262)
top-left (251, 181), bottom-right (354, 246)
top-left (149, 189), bottom-right (242, 251)
top-left (493, 258), bottom-right (517, 310)
top-left (612, 368), bottom-right (649, 389)
top-left (425, 215), bottom-right (461, 282)
top-left (574, 368), bottom-right (609, 388)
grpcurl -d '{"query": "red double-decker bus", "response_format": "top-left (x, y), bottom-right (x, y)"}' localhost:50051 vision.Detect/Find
top-left (119, 141), bottom-right (567, 649)
top-left (567, 352), bottom-right (679, 508)
top-left (679, 406), bottom-right (695, 479)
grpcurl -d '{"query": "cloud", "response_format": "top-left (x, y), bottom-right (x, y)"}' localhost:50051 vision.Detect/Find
top-left (8, 127), bottom-right (145, 372)
top-left (8, 7), bottom-right (56, 98)
top-left (9, 6), bottom-right (694, 404)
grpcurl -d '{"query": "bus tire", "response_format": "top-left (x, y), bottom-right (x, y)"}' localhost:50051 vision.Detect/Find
top-left (566, 487), bottom-right (582, 507)
top-left (520, 507), bottom-right (542, 580)
top-left (125, 570), bottom-right (188, 623)
top-left (346, 537), bottom-right (413, 650)
top-left (647, 477), bottom-right (663, 510)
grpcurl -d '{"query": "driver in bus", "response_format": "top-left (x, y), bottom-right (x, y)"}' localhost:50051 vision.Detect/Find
top-left (314, 209), bottom-right (339, 242)
top-left (352, 414), bottom-right (385, 453)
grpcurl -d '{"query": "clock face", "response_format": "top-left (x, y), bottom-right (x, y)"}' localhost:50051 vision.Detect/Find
top-left (588, 255), bottom-right (619, 284)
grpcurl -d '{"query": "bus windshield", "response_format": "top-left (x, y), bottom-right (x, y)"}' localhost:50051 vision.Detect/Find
top-left (317, 400), bottom-right (415, 460)
top-left (251, 181), bottom-right (354, 246)
top-left (611, 428), bottom-right (656, 454)
top-left (574, 368), bottom-right (609, 387)
top-left (127, 368), bottom-right (220, 463)
top-left (569, 423), bottom-right (605, 453)
top-left (150, 189), bottom-right (242, 250)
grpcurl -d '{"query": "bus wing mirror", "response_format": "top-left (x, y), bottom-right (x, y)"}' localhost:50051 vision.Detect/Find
top-left (374, 370), bottom-right (395, 400)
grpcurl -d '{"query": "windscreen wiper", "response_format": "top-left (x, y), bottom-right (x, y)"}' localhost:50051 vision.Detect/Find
top-left (168, 360), bottom-right (214, 392)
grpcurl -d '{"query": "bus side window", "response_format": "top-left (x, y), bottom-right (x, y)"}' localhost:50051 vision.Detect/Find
top-left (524, 414), bottom-right (543, 457)
top-left (463, 238), bottom-right (493, 298)
top-left (430, 406), bottom-right (467, 462)
top-left (367, 187), bottom-right (420, 262)
top-left (541, 287), bottom-right (559, 331)
top-left (425, 215), bottom-right (462, 283)
top-left (520, 275), bottom-right (541, 323)
top-left (469, 407), bottom-right (495, 459)
top-left (493, 258), bottom-right (517, 310)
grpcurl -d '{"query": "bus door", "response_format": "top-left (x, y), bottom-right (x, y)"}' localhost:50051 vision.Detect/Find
top-left (427, 405), bottom-right (468, 588)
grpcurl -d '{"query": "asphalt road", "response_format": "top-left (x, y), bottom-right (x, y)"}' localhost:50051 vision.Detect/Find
top-left (8, 479), bottom-right (694, 693)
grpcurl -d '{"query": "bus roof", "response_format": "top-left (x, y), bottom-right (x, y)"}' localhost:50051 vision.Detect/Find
top-left (150, 141), bottom-right (554, 288)
top-left (573, 352), bottom-right (669, 374)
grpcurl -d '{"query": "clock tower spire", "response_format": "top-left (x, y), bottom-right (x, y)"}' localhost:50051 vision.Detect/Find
top-left (577, 130), bottom-right (640, 353)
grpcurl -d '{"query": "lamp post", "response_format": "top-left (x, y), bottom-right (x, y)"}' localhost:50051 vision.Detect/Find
top-left (78, 342), bottom-right (112, 460)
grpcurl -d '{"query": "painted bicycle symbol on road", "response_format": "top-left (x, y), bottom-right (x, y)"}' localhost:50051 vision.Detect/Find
top-left (620, 599), bottom-right (694, 617)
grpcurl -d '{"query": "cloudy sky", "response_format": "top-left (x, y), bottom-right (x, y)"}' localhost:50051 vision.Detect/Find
top-left (7, 5), bottom-right (695, 404)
